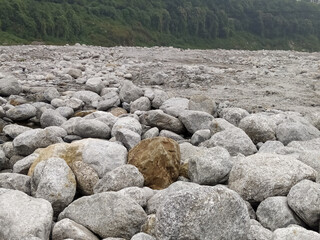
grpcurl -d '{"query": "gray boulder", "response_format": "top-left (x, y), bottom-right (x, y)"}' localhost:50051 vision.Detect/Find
top-left (130, 97), bottom-right (151, 113)
top-left (40, 109), bottom-right (67, 128)
top-left (151, 89), bottom-right (169, 109)
top-left (155, 185), bottom-right (250, 240)
top-left (159, 130), bottom-right (184, 141)
top-left (111, 116), bottom-right (142, 137)
top-left (3, 124), bottom-right (32, 139)
top-left (273, 225), bottom-right (320, 240)
top-left (287, 179), bottom-right (320, 229)
top-left (131, 233), bottom-right (156, 240)
top-left (287, 137), bottom-right (320, 151)
top-left (188, 95), bottom-right (216, 115)
top-left (58, 192), bottom-right (147, 239)
top-left (51, 97), bottom-right (84, 111)
top-left (67, 68), bottom-right (82, 79)
top-left (13, 126), bottom-right (67, 156)
top-left (43, 87), bottom-right (60, 102)
top-left (85, 77), bottom-right (104, 94)
top-left (6, 104), bottom-right (37, 121)
top-left (201, 127), bottom-right (257, 156)
top-left (179, 110), bottom-right (214, 134)
top-left (0, 150), bottom-right (6, 171)
top-left (118, 186), bottom-right (155, 208)
top-left (73, 90), bottom-right (100, 107)
top-left (210, 118), bottom-right (236, 135)
top-left (219, 107), bottom-right (249, 126)
top-left (0, 75), bottom-right (22, 96)
top-left (190, 129), bottom-right (211, 146)
top-left (55, 107), bottom-right (74, 118)
top-left (0, 190), bottom-right (53, 240)
top-left (74, 119), bottom-right (111, 139)
top-left (31, 158), bottom-right (76, 215)
top-left (258, 141), bottom-right (284, 153)
top-left (306, 111), bottom-right (320, 130)
top-left (52, 218), bottom-right (99, 240)
top-left (13, 153), bottom-right (39, 174)
top-left (0, 173), bottom-right (31, 194)
top-left (229, 153), bottom-right (317, 203)
top-left (160, 97), bottom-right (189, 117)
top-left (115, 128), bottom-right (141, 150)
top-left (84, 111), bottom-right (118, 130)
top-left (97, 91), bottom-right (121, 111)
top-left (142, 127), bottom-right (159, 139)
top-left (256, 196), bottom-right (305, 231)
top-left (119, 80), bottom-right (144, 103)
top-left (94, 164), bottom-right (144, 193)
top-left (247, 219), bottom-right (273, 240)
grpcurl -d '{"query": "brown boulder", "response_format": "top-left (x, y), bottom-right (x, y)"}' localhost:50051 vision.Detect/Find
top-left (128, 137), bottom-right (181, 189)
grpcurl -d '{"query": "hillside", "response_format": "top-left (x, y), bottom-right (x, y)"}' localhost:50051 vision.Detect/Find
top-left (1, 0), bottom-right (320, 51)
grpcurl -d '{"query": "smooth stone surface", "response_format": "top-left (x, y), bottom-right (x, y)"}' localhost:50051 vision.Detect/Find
top-left (40, 109), bottom-right (67, 128)
top-left (159, 97), bottom-right (189, 117)
top-left (179, 110), bottom-right (214, 134)
top-left (3, 124), bottom-right (32, 139)
top-left (119, 80), bottom-right (144, 103)
top-left (219, 107), bottom-right (249, 126)
top-left (6, 104), bottom-right (37, 121)
top-left (273, 225), bottom-right (320, 240)
top-left (0, 173), bottom-right (31, 194)
top-left (188, 95), bottom-right (216, 115)
top-left (74, 119), bottom-right (111, 139)
top-left (111, 116), bottom-right (142, 137)
top-left (247, 219), bottom-right (273, 240)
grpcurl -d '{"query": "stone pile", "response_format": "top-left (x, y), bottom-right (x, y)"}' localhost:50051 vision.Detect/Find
top-left (1, 46), bottom-right (320, 240)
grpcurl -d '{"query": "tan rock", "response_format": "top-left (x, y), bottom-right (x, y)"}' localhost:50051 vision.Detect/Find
top-left (128, 137), bottom-right (181, 189)
top-left (109, 107), bottom-right (127, 117)
top-left (70, 161), bottom-right (99, 195)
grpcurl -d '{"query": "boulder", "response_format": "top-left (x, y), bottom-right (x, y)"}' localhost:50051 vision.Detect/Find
top-left (84, 111), bottom-right (118, 130)
top-left (111, 116), bottom-right (142, 137)
top-left (67, 68), bottom-right (82, 79)
top-left (0, 75), bottom-right (22, 96)
top-left (31, 157), bottom-right (76, 215)
top-left (155, 185), bottom-right (250, 240)
top-left (228, 154), bottom-right (317, 202)
top-left (40, 109), bottom-right (67, 128)
top-left (159, 130), bottom-right (184, 141)
top-left (130, 97), bottom-right (151, 113)
top-left (160, 97), bottom-right (189, 117)
top-left (188, 95), bottom-right (216, 115)
top-left (43, 87), bottom-right (60, 102)
top-left (94, 164), bottom-right (144, 193)
top-left (247, 219), bottom-right (273, 240)
top-left (119, 80), bottom-right (144, 103)
top-left (73, 91), bottom-right (100, 107)
top-left (131, 233), bottom-right (156, 240)
top-left (128, 137), bottom-right (181, 189)
top-left (306, 111), bottom-right (320, 130)
top-left (151, 89), bottom-right (169, 109)
top-left (190, 129), bottom-right (211, 146)
top-left (85, 77), bottom-right (104, 94)
top-left (273, 225), bottom-right (320, 240)
top-left (51, 97), bottom-right (84, 111)
top-left (0, 190), bottom-right (53, 240)
top-left (256, 196), bottom-right (305, 231)
top-left (287, 179), bottom-right (320, 229)
top-left (142, 127), bottom-right (159, 139)
top-left (115, 128), bottom-right (141, 150)
top-left (258, 141), bottom-right (284, 153)
top-left (13, 153), bottom-right (39, 174)
top-left (97, 91), bottom-right (121, 111)
top-left (58, 192), bottom-right (147, 239)
top-left (219, 107), bottom-right (249, 126)
top-left (74, 119), bottom-right (111, 139)
top-left (52, 218), bottom-right (99, 240)
top-left (3, 124), bottom-right (32, 139)
top-left (6, 104), bottom-right (37, 121)
top-left (55, 107), bottom-right (74, 118)
top-left (0, 150), bottom-right (6, 171)
top-left (210, 118), bottom-right (236, 135)
top-left (179, 110), bottom-right (214, 134)
top-left (0, 173), bottom-right (31, 194)
top-left (117, 186), bottom-right (155, 208)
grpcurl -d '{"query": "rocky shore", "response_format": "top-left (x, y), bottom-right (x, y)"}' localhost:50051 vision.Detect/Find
top-left (0, 45), bottom-right (320, 240)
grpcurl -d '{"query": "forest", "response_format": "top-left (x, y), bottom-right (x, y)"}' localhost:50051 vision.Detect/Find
top-left (0, 0), bottom-right (320, 51)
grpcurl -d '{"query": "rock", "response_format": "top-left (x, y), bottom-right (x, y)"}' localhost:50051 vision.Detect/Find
top-left (97, 91), bottom-right (121, 111)
top-left (155, 185), bottom-right (250, 240)
top-left (131, 232), bottom-right (156, 240)
top-left (0, 190), bottom-right (53, 240)
top-left (190, 129), bottom-right (211, 146)
top-left (306, 111), bottom-right (320, 130)
top-left (70, 161), bottom-right (99, 195)
top-left (0, 150), bottom-right (6, 171)
top-left (140, 110), bottom-right (185, 134)
top-left (0, 75), bottom-right (22, 96)
top-left (0, 173), bottom-right (31, 194)
top-left (201, 127), bottom-right (257, 156)
top-left (13, 153), bottom-right (39, 174)
top-left (85, 77), bottom-right (104, 94)
top-left (58, 192), bottom-right (147, 239)
top-left (179, 110), bottom-right (214, 134)
top-left (247, 219), bottom-right (273, 240)
top-left (31, 157), bottom-right (76, 215)
top-left (115, 128), bottom-right (141, 150)
top-left (84, 111), bottom-right (118, 130)
top-left (256, 196), bottom-right (305, 231)
top-left (188, 95), bottom-right (216, 115)
top-left (51, 97), bottom-right (84, 111)
top-left (151, 89), bottom-right (169, 109)
top-left (109, 107), bottom-right (127, 117)
top-left (188, 146), bottom-right (232, 185)
top-left (239, 114), bottom-right (276, 144)
top-left (287, 137), bottom-right (320, 151)
top-left (52, 218), bottom-right (99, 240)
top-left (258, 141), bottom-right (284, 153)
top-left (160, 97), bottom-right (189, 117)
top-left (111, 116), bottom-right (142, 137)
top-left (6, 103), bottom-right (37, 121)
top-left (94, 164), bottom-right (144, 193)
top-left (159, 130), bottom-right (184, 141)
top-left (297, 151), bottom-right (320, 173)
top-left (73, 90), bottom-right (100, 107)
top-left (3, 124), bottom-right (32, 139)
top-left (276, 120), bottom-right (320, 145)
top-left (74, 119), bottom-right (111, 139)
top-left (287, 179), bottom-right (320, 229)
top-left (67, 68), bottom-right (82, 79)
top-left (150, 71), bottom-right (167, 85)
top-left (219, 107), bottom-right (249, 126)
top-left (210, 118), bottom-right (237, 134)
top-left (142, 127), bottom-right (159, 139)
top-left (40, 109), bottom-right (67, 128)
top-left (118, 186), bottom-right (155, 208)
top-left (119, 80), bottom-right (144, 103)
top-left (273, 225), bottom-right (320, 240)
top-left (228, 153), bottom-right (317, 202)
top-left (43, 87), bottom-right (60, 102)
top-left (13, 126), bottom-right (67, 156)
top-left (128, 137), bottom-right (181, 189)
top-left (28, 138), bottom-right (127, 178)
top-left (55, 107), bottom-right (74, 118)
top-left (130, 97), bottom-right (151, 113)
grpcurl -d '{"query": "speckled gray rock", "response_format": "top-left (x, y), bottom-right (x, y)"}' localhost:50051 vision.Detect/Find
top-left (287, 180), bottom-right (320, 229)
top-left (3, 124), bottom-right (32, 139)
top-left (130, 97), bottom-right (151, 113)
top-left (140, 110), bottom-right (185, 134)
top-left (58, 192), bottom-right (147, 239)
top-left (6, 104), bottom-right (37, 121)
top-left (187, 146), bottom-right (232, 185)
top-left (0, 75), bottom-right (22, 96)
top-left (85, 77), bottom-right (104, 94)
top-left (13, 126), bottom-right (67, 156)
top-left (55, 107), bottom-right (74, 118)
top-left (188, 95), bottom-right (216, 115)
top-left (31, 158), bottom-right (76, 215)
top-left (52, 218), bottom-right (99, 240)
top-left (273, 225), bottom-right (320, 240)
top-left (94, 165), bottom-right (144, 193)
top-left (155, 185), bottom-right (250, 240)
top-left (247, 219), bottom-right (273, 240)
top-left (131, 232), bottom-right (156, 240)
top-left (210, 118), bottom-right (236, 134)
top-left (297, 151), bottom-right (320, 173)
top-left (159, 130), bottom-right (184, 141)
top-left (117, 186), bottom-right (155, 207)
top-left (84, 111), bottom-right (118, 130)
top-left (97, 91), bottom-right (121, 111)
top-left (239, 114), bottom-right (276, 144)
top-left (287, 137), bottom-right (320, 151)
top-left (306, 111), bottom-right (320, 130)
top-left (44, 87), bottom-right (60, 102)
top-left (112, 116), bottom-right (142, 137)
top-left (51, 97), bottom-right (84, 111)
top-left (0, 190), bottom-right (53, 240)
top-left (119, 80), bottom-right (144, 103)
top-left (67, 68), bottom-right (82, 79)
top-left (40, 109), bottom-right (67, 128)
top-left (13, 153), bottom-right (39, 174)
top-left (115, 128), bottom-right (141, 150)
top-left (151, 89), bottom-right (169, 109)
top-left (0, 173), bottom-right (31, 194)
top-left (73, 90), bottom-right (100, 106)
top-left (160, 97), bottom-right (189, 117)
top-left (229, 154), bottom-right (317, 203)
top-left (0, 150), bottom-right (6, 171)
top-left (201, 127), bottom-right (257, 156)
top-left (258, 141), bottom-right (284, 153)
top-left (142, 127), bottom-right (159, 139)
top-left (179, 110), bottom-right (214, 134)
top-left (74, 119), bottom-right (111, 139)
top-left (190, 129), bottom-right (211, 146)
top-left (256, 196), bottom-right (305, 231)
top-left (219, 107), bottom-right (249, 126)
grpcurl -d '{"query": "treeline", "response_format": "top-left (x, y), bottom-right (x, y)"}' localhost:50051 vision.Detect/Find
top-left (1, 0), bottom-right (320, 50)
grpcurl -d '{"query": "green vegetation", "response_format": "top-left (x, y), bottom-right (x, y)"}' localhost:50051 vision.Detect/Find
top-left (1, 0), bottom-right (320, 51)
